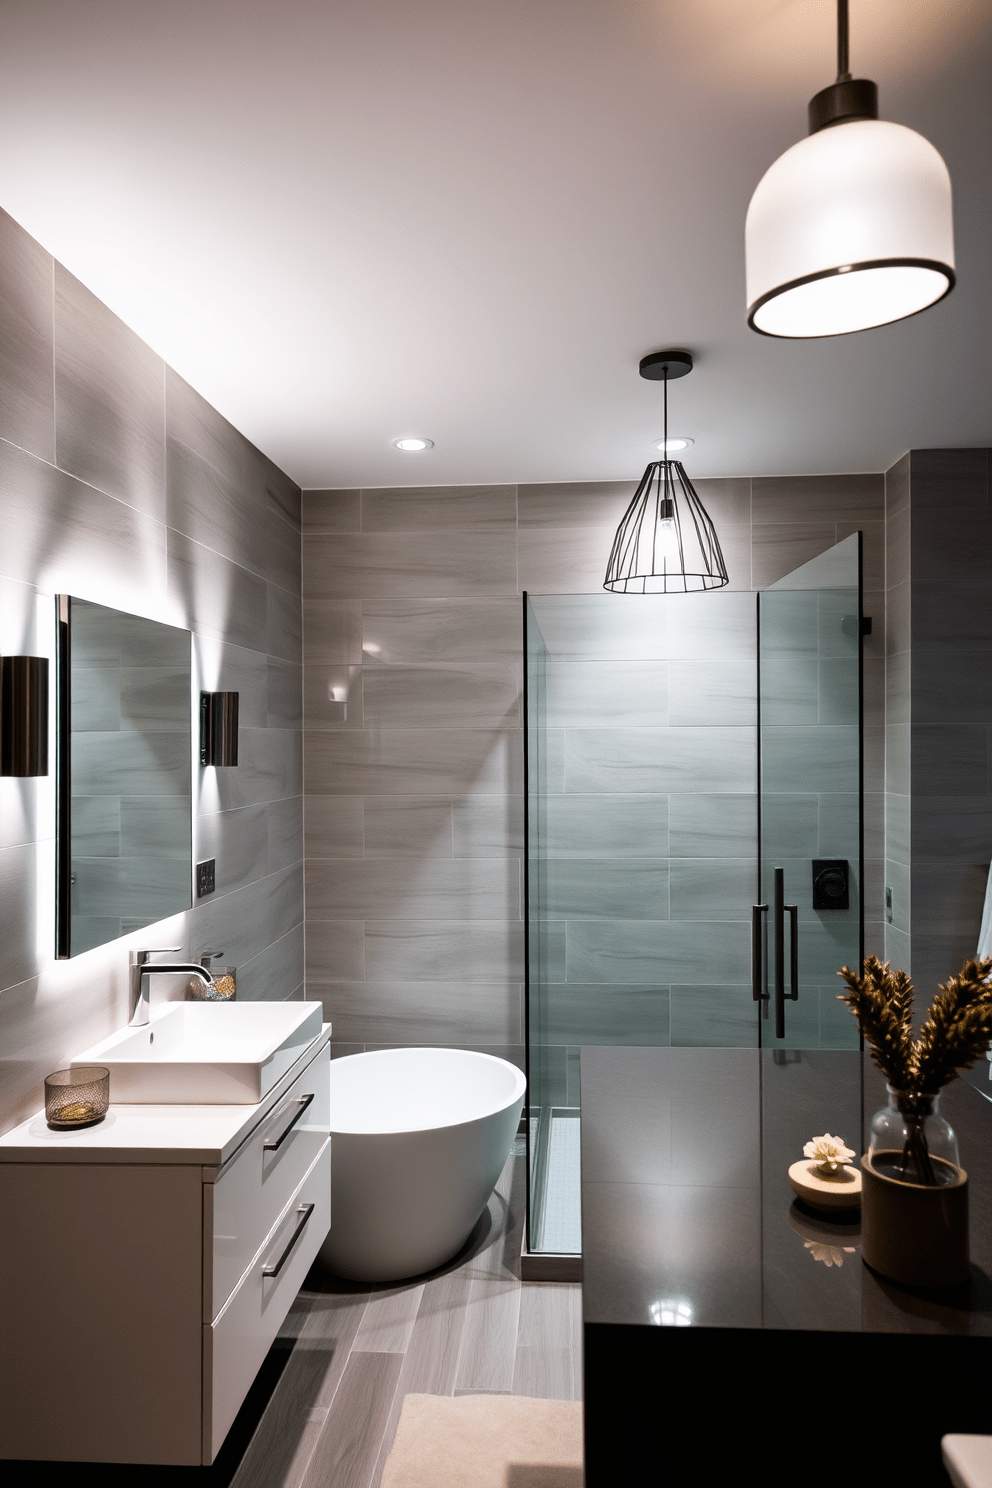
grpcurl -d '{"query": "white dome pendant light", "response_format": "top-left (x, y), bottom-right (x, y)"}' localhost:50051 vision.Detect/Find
top-left (745, 0), bottom-right (955, 338)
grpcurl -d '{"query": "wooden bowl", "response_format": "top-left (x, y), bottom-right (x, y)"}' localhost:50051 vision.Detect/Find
top-left (788, 1159), bottom-right (862, 1212)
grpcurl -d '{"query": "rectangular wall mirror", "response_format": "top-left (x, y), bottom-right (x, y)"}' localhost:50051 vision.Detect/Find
top-left (56, 596), bottom-right (193, 958)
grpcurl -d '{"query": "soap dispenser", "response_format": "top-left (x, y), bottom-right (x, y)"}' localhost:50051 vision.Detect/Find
top-left (187, 949), bottom-right (236, 1002)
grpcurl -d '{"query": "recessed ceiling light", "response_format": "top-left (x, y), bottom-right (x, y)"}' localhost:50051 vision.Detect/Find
top-left (652, 437), bottom-right (693, 453)
top-left (392, 437), bottom-right (434, 451)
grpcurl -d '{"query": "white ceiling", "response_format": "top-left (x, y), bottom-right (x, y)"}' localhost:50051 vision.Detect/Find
top-left (0, 0), bottom-right (989, 488)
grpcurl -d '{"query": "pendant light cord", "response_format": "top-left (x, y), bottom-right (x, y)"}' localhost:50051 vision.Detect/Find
top-left (663, 369), bottom-right (668, 452)
top-left (836, 0), bottom-right (850, 81)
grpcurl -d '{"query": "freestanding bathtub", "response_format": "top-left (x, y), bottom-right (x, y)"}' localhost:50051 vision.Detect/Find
top-left (318, 1047), bottom-right (526, 1282)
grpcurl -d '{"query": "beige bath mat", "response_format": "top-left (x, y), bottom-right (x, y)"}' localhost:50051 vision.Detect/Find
top-left (379, 1393), bottom-right (584, 1488)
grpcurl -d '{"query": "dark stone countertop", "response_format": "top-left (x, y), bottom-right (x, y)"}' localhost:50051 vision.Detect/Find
top-left (580, 1046), bottom-right (992, 1336)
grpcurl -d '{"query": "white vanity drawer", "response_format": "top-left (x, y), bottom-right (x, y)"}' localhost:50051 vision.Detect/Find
top-left (204, 1137), bottom-right (331, 1464)
top-left (207, 1041), bottom-right (330, 1320)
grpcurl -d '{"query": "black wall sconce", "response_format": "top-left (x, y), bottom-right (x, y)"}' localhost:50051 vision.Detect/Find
top-left (200, 691), bottom-right (239, 766)
top-left (0, 655), bottom-right (49, 776)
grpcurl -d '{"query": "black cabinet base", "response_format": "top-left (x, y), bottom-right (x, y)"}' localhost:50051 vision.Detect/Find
top-left (584, 1322), bottom-right (991, 1488)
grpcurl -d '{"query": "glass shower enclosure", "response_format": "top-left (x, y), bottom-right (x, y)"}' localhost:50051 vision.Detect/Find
top-left (523, 534), bottom-right (864, 1259)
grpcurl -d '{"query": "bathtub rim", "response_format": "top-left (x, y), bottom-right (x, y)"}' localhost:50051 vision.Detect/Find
top-left (326, 1046), bottom-right (527, 1136)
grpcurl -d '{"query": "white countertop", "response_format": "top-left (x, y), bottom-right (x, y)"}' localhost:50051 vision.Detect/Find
top-left (0, 1024), bottom-right (331, 1170)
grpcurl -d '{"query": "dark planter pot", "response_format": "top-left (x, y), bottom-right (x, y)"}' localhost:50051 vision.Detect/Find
top-left (860, 1151), bottom-right (969, 1288)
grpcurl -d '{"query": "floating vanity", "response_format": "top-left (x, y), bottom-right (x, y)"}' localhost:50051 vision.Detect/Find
top-left (0, 1011), bottom-right (331, 1465)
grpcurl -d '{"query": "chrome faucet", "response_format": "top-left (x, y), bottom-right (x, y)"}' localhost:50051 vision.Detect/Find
top-left (128, 949), bottom-right (213, 1027)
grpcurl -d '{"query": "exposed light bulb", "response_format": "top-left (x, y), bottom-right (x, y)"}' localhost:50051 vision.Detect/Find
top-left (656, 514), bottom-right (680, 563)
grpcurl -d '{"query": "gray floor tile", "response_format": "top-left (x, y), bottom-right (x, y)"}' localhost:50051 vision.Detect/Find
top-left (301, 1350), bottom-right (402, 1488)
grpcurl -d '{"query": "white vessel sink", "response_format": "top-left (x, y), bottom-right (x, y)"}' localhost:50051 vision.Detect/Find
top-left (72, 1001), bottom-right (324, 1104)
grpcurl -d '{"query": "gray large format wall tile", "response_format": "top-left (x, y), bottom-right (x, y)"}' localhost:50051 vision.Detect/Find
top-left (0, 209), bottom-right (55, 463)
top-left (0, 438), bottom-right (168, 598)
top-left (0, 209), bottom-right (302, 1136)
top-left (305, 530), bottom-right (516, 597)
top-left (54, 266), bottom-right (166, 521)
top-left (566, 726), bottom-right (756, 794)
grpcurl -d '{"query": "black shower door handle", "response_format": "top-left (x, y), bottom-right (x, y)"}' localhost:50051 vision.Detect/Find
top-left (751, 903), bottom-right (768, 1002)
top-left (773, 867), bottom-right (798, 1038)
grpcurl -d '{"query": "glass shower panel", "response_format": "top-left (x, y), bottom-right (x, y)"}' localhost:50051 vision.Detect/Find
top-left (758, 533), bottom-right (863, 1049)
top-left (524, 596), bottom-right (565, 1253)
top-left (524, 590), bottom-right (758, 1256)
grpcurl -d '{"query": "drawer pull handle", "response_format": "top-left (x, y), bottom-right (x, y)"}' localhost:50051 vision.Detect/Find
top-left (262, 1203), bottom-right (315, 1278)
top-left (263, 1092), bottom-right (315, 1151)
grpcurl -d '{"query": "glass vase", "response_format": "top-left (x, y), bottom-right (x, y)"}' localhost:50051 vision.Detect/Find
top-left (867, 1086), bottom-right (960, 1187)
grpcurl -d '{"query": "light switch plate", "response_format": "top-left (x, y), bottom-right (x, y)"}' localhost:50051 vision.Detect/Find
top-left (196, 859), bottom-right (216, 898)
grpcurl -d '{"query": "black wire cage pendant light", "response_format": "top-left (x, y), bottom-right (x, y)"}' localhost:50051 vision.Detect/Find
top-left (604, 351), bottom-right (729, 594)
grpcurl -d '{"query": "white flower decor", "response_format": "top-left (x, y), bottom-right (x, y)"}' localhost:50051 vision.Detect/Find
top-left (803, 1133), bottom-right (855, 1173)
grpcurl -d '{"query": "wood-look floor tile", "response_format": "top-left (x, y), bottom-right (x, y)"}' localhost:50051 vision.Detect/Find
top-left (231, 1390), bottom-right (328, 1488)
top-left (302, 1350), bottom-right (403, 1488)
top-left (453, 1278), bottom-right (522, 1392)
top-left (512, 1282), bottom-right (574, 1400)
top-left (369, 1257), bottom-right (475, 1485)
top-left (512, 1345), bottom-right (573, 1401)
top-left (569, 1283), bottom-right (584, 1401)
top-left (293, 1280), bottom-right (371, 1410)
top-left (353, 1284), bottom-right (425, 1354)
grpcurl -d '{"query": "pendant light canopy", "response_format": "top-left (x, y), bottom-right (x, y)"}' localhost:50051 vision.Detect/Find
top-left (745, 0), bottom-right (955, 339)
top-left (604, 352), bottom-right (729, 595)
